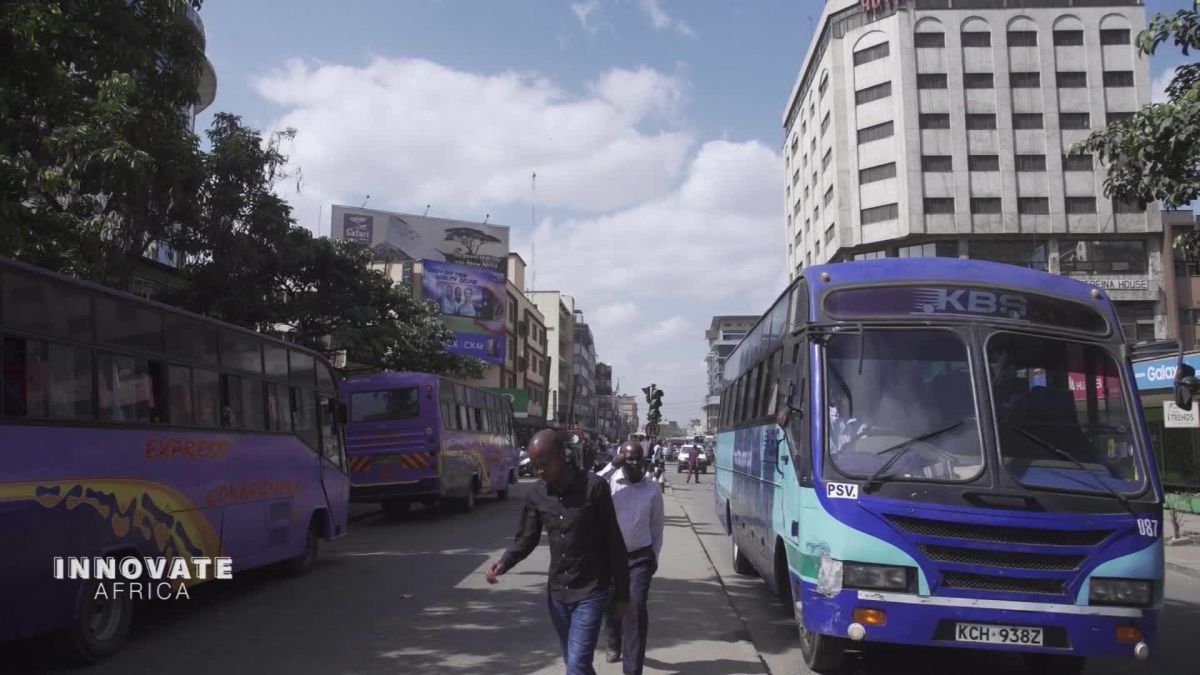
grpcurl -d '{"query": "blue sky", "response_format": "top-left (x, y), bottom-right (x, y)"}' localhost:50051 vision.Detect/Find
top-left (196, 0), bottom-right (1197, 424)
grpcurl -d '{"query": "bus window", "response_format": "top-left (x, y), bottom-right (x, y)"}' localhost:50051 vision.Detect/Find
top-left (97, 296), bottom-right (163, 353)
top-left (48, 343), bottom-right (92, 420)
top-left (440, 401), bottom-right (453, 429)
top-left (221, 375), bottom-right (243, 428)
top-left (292, 388), bottom-right (318, 448)
top-left (319, 395), bottom-right (344, 469)
top-left (97, 354), bottom-right (165, 423)
top-left (289, 351), bottom-right (315, 385)
top-left (221, 330), bottom-right (263, 375)
top-left (2, 337), bottom-right (38, 416)
top-left (165, 315), bottom-right (218, 366)
top-left (194, 368), bottom-right (220, 427)
top-left (242, 378), bottom-right (265, 430)
top-left (349, 388), bottom-right (420, 422)
top-left (2, 271), bottom-right (92, 342)
top-left (168, 365), bottom-right (194, 426)
top-left (474, 408), bottom-right (483, 431)
top-left (264, 344), bottom-right (289, 379)
top-left (266, 383), bottom-right (291, 431)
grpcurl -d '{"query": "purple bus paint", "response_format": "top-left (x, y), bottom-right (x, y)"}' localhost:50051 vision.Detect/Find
top-left (340, 372), bottom-right (519, 509)
top-left (0, 255), bottom-right (350, 659)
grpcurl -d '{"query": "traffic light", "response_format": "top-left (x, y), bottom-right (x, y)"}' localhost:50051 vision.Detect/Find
top-left (648, 388), bottom-right (664, 424)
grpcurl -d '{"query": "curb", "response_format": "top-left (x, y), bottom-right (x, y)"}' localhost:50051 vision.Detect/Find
top-left (1165, 561), bottom-right (1200, 581)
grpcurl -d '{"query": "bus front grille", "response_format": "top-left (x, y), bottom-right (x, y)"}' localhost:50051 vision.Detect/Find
top-left (886, 515), bottom-right (1111, 547)
top-left (918, 544), bottom-right (1085, 571)
top-left (940, 571), bottom-right (1065, 596)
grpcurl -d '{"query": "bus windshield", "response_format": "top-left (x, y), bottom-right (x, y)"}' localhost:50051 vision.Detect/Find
top-left (350, 387), bottom-right (420, 422)
top-left (987, 332), bottom-right (1146, 496)
top-left (825, 329), bottom-right (985, 483)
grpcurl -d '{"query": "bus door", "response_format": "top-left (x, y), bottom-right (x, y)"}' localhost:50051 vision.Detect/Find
top-left (345, 386), bottom-right (437, 487)
top-left (319, 394), bottom-right (349, 534)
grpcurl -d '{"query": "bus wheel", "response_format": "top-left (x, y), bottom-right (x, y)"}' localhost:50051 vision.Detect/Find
top-left (731, 539), bottom-right (755, 576)
top-left (497, 474), bottom-right (512, 500)
top-left (382, 499), bottom-right (410, 518)
top-left (451, 482), bottom-right (477, 512)
top-left (56, 578), bottom-right (133, 664)
top-left (284, 521), bottom-right (320, 576)
top-left (1023, 654), bottom-right (1085, 675)
top-left (774, 544), bottom-right (794, 607)
top-left (796, 601), bottom-right (846, 673)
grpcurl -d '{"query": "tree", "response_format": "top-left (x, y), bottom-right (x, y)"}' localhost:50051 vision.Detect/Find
top-left (1075, 1), bottom-right (1200, 255)
top-left (175, 114), bottom-right (483, 378)
top-left (442, 227), bottom-right (502, 256)
top-left (0, 0), bottom-right (207, 286)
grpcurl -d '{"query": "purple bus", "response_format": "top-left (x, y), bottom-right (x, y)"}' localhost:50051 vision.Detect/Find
top-left (340, 372), bottom-right (518, 516)
top-left (0, 256), bottom-right (350, 663)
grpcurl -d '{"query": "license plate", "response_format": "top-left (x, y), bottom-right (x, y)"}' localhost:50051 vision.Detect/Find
top-left (955, 623), bottom-right (1043, 646)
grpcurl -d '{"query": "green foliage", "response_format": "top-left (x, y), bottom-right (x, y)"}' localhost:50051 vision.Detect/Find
top-left (0, 2), bottom-right (481, 378)
top-left (0, 0), bottom-right (206, 285)
top-left (1073, 1), bottom-right (1200, 256)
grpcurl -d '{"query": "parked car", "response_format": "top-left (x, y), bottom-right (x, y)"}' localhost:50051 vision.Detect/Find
top-left (676, 444), bottom-right (709, 473)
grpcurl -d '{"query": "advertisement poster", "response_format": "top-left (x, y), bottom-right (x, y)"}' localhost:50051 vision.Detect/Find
top-left (332, 205), bottom-right (509, 272)
top-left (421, 260), bottom-right (507, 364)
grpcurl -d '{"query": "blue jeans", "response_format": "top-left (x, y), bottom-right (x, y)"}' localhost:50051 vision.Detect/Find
top-left (547, 586), bottom-right (608, 675)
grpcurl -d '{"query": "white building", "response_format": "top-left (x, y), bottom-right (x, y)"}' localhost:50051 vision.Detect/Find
top-left (528, 291), bottom-right (576, 424)
top-left (703, 315), bottom-right (758, 432)
top-left (784, 0), bottom-right (1163, 342)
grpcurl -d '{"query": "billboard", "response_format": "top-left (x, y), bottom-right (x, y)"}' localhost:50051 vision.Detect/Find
top-left (331, 205), bottom-right (509, 272)
top-left (421, 260), bottom-right (507, 365)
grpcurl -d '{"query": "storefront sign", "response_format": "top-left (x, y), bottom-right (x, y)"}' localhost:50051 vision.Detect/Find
top-left (1066, 275), bottom-right (1154, 300)
top-left (1164, 401), bottom-right (1199, 428)
top-left (1132, 353), bottom-right (1200, 391)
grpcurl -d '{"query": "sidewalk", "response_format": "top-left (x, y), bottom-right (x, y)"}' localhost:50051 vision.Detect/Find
top-left (379, 485), bottom-right (767, 674)
top-left (1166, 508), bottom-right (1200, 580)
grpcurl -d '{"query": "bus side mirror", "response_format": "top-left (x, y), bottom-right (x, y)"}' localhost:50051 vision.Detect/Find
top-left (1175, 363), bottom-right (1197, 411)
top-left (777, 362), bottom-right (804, 417)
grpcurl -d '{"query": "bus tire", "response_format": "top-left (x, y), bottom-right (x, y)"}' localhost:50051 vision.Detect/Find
top-left (451, 481), bottom-right (477, 513)
top-left (284, 520), bottom-right (320, 576)
top-left (497, 474), bottom-right (511, 500)
top-left (732, 539), bottom-right (755, 576)
top-left (382, 499), bottom-right (410, 518)
top-left (56, 578), bottom-right (133, 664)
top-left (774, 543), bottom-right (794, 607)
top-left (1023, 654), bottom-right (1085, 675)
top-left (796, 602), bottom-right (846, 673)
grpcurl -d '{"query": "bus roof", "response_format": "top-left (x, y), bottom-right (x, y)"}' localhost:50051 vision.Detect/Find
top-left (0, 255), bottom-right (340, 379)
top-left (340, 371), bottom-right (439, 391)
top-left (722, 258), bottom-right (1121, 386)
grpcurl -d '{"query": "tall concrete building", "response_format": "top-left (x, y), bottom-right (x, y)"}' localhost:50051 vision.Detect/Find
top-left (572, 309), bottom-right (598, 429)
top-left (704, 316), bottom-right (758, 432)
top-left (784, 0), bottom-right (1163, 342)
top-left (528, 291), bottom-right (576, 424)
top-left (617, 395), bottom-right (639, 439)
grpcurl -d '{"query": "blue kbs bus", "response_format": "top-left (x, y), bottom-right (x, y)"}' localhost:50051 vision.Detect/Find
top-left (714, 259), bottom-right (1162, 674)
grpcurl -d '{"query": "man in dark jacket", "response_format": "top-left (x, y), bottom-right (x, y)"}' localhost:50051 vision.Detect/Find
top-left (486, 430), bottom-right (629, 674)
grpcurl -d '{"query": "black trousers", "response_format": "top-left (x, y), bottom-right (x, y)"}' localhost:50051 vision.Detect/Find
top-left (606, 546), bottom-right (657, 675)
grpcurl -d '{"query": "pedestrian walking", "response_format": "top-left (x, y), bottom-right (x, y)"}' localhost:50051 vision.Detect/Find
top-left (686, 446), bottom-right (701, 484)
top-left (485, 430), bottom-right (629, 675)
top-left (597, 442), bottom-right (665, 674)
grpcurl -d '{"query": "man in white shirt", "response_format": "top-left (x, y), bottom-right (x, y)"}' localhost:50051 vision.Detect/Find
top-left (597, 442), bottom-right (665, 674)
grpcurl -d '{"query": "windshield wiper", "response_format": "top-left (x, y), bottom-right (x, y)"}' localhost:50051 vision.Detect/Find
top-left (1011, 426), bottom-right (1136, 516)
top-left (861, 421), bottom-right (965, 494)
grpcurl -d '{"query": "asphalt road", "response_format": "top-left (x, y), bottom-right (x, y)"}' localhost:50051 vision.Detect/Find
top-left (669, 477), bottom-right (1200, 675)
top-left (4, 472), bottom-right (1197, 674)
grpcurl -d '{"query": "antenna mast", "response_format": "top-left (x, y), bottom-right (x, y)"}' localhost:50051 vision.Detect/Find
top-left (530, 171), bottom-right (537, 292)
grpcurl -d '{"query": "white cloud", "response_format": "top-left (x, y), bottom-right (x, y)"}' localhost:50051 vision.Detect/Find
top-left (571, 0), bottom-right (600, 34)
top-left (256, 58), bottom-right (781, 423)
top-left (1152, 66), bottom-right (1175, 103)
top-left (521, 139), bottom-right (785, 417)
top-left (639, 0), bottom-right (696, 38)
top-left (254, 58), bottom-right (693, 228)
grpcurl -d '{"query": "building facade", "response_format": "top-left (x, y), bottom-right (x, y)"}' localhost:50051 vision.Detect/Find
top-left (572, 309), bottom-right (598, 430)
top-left (481, 254), bottom-right (549, 437)
top-left (784, 0), bottom-right (1164, 342)
top-left (1162, 210), bottom-right (1200, 350)
top-left (704, 315), bottom-right (759, 432)
top-left (528, 291), bottom-right (576, 424)
top-left (617, 395), bottom-right (640, 439)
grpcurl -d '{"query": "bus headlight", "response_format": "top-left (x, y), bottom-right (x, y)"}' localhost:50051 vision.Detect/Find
top-left (843, 563), bottom-right (912, 591)
top-left (1089, 578), bottom-right (1152, 607)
